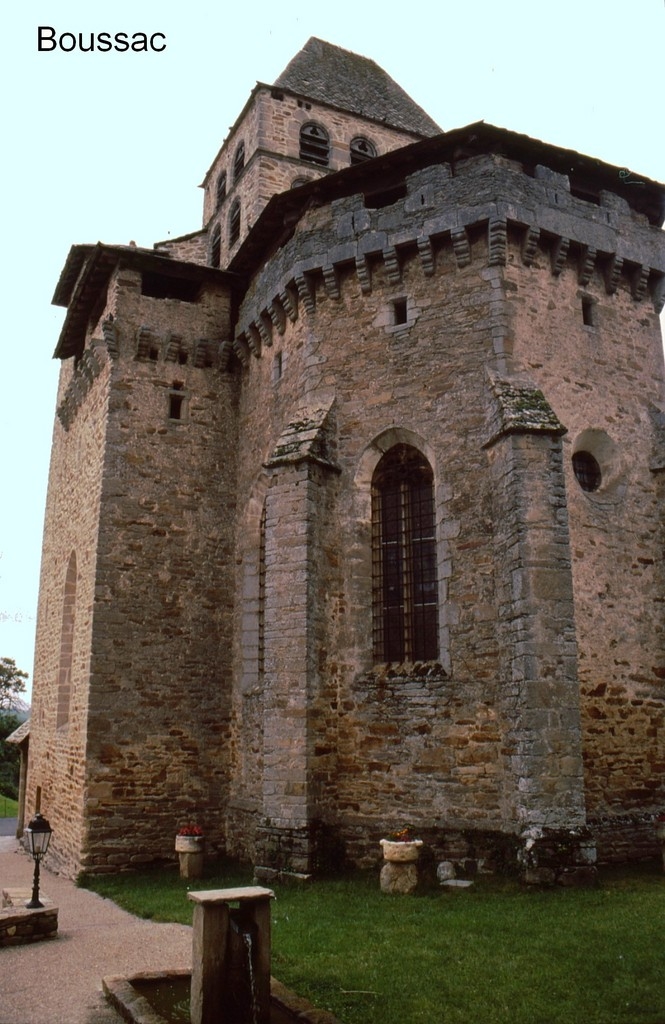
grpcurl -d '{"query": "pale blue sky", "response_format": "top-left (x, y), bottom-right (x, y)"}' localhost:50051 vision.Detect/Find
top-left (2, 0), bottom-right (663, 698)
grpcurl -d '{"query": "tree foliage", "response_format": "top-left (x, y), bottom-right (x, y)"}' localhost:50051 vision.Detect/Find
top-left (0, 657), bottom-right (28, 711)
top-left (0, 658), bottom-right (28, 799)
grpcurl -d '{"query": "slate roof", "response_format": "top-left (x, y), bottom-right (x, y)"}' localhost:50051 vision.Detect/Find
top-left (274, 37), bottom-right (441, 138)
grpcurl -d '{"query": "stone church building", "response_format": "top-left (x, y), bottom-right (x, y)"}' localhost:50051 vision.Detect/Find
top-left (25, 39), bottom-right (665, 880)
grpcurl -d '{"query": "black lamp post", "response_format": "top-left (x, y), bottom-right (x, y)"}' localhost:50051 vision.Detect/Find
top-left (24, 812), bottom-right (52, 909)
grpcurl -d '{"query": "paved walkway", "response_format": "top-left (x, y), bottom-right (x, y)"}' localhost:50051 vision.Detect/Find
top-left (0, 834), bottom-right (192, 1024)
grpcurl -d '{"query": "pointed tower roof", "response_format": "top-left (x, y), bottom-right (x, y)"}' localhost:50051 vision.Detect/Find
top-left (274, 37), bottom-right (441, 138)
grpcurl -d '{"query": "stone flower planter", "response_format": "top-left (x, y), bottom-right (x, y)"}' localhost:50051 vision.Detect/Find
top-left (380, 839), bottom-right (423, 863)
top-left (175, 834), bottom-right (205, 879)
top-left (175, 835), bottom-right (205, 854)
top-left (379, 838), bottom-right (423, 894)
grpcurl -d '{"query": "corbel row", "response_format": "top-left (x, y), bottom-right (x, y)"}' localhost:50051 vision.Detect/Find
top-left (135, 326), bottom-right (219, 369)
top-left (520, 227), bottom-right (662, 307)
top-left (56, 345), bottom-right (106, 431)
top-left (231, 216), bottom-right (665, 365)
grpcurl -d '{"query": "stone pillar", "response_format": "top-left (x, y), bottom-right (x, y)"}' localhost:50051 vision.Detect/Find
top-left (257, 462), bottom-right (316, 873)
top-left (485, 378), bottom-right (592, 878)
top-left (188, 887), bottom-right (274, 1024)
top-left (256, 405), bottom-right (338, 875)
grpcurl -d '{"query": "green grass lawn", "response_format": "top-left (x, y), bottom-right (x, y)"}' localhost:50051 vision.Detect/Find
top-left (0, 794), bottom-right (18, 817)
top-left (84, 862), bottom-right (665, 1024)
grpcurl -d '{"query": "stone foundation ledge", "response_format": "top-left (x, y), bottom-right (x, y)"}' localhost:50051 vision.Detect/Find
top-left (519, 826), bottom-right (598, 886)
top-left (0, 903), bottom-right (58, 946)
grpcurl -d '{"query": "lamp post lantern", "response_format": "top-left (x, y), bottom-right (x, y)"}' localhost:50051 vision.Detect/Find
top-left (24, 812), bottom-right (52, 909)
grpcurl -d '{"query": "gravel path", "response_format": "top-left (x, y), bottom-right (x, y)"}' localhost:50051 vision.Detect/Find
top-left (0, 836), bottom-right (192, 1024)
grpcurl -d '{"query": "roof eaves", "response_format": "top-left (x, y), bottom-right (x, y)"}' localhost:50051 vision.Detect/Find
top-left (52, 244), bottom-right (240, 360)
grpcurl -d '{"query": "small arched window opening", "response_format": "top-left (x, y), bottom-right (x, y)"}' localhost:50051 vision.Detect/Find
top-left (233, 142), bottom-right (245, 181)
top-left (229, 200), bottom-right (241, 247)
top-left (299, 123), bottom-right (329, 166)
top-left (350, 136), bottom-right (376, 165)
top-left (573, 451), bottom-right (602, 492)
top-left (372, 444), bottom-right (439, 663)
top-left (215, 171), bottom-right (227, 208)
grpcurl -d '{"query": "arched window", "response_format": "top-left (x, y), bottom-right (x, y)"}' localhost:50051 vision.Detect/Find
top-left (210, 223), bottom-right (221, 268)
top-left (299, 123), bottom-right (329, 166)
top-left (372, 445), bottom-right (438, 663)
top-left (233, 142), bottom-right (245, 181)
top-left (350, 136), bottom-right (376, 165)
top-left (215, 171), bottom-right (227, 208)
top-left (57, 551), bottom-right (77, 729)
top-left (258, 503), bottom-right (266, 680)
top-left (229, 200), bottom-right (241, 247)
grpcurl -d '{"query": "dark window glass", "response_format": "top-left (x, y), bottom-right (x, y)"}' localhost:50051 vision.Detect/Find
top-left (582, 296), bottom-right (595, 326)
top-left (372, 445), bottom-right (439, 662)
top-left (573, 451), bottom-right (601, 492)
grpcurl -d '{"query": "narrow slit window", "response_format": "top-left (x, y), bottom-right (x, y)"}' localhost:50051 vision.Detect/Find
top-left (169, 383), bottom-right (185, 421)
top-left (169, 394), bottom-right (184, 420)
top-left (582, 296), bottom-right (595, 326)
top-left (393, 298), bottom-right (408, 325)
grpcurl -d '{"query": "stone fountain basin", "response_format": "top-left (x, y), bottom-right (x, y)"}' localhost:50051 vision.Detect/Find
top-left (103, 970), bottom-right (342, 1024)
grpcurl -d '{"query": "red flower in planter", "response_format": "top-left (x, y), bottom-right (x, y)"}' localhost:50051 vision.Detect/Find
top-left (177, 823), bottom-right (204, 836)
top-left (387, 824), bottom-right (419, 843)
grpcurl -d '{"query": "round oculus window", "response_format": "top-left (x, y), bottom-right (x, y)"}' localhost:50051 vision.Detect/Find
top-left (572, 450), bottom-right (602, 492)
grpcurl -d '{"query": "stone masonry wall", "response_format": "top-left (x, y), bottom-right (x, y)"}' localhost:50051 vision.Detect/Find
top-left (31, 136), bottom-right (664, 876)
top-left (79, 266), bottom-right (238, 873)
top-left (30, 260), bottom-right (239, 877)
top-left (227, 150), bottom-right (664, 867)
top-left (26, 345), bottom-right (112, 876)
top-left (504, 216), bottom-right (665, 823)
top-left (229, 198), bottom-right (526, 863)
